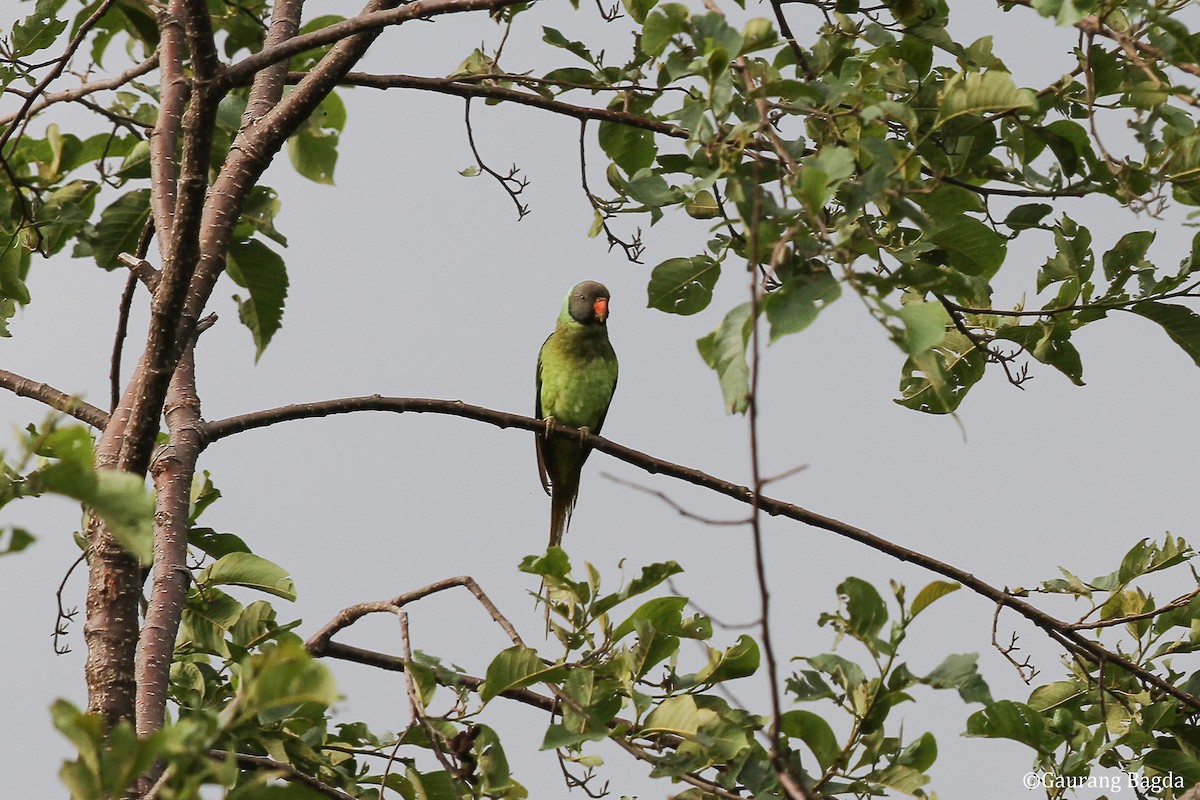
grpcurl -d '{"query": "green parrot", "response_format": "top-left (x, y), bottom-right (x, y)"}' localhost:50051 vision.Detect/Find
top-left (536, 280), bottom-right (619, 548)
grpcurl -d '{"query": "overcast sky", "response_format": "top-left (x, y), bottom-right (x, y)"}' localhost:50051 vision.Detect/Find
top-left (3, 1), bottom-right (1200, 797)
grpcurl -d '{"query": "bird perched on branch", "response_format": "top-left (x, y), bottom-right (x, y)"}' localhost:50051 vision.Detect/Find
top-left (536, 280), bottom-right (619, 548)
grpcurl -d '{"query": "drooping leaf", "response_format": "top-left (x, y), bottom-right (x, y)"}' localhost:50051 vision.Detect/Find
top-left (896, 299), bottom-right (949, 355)
top-left (922, 653), bottom-right (993, 704)
top-left (0, 527), bottom-right (35, 556)
top-left (89, 189), bottom-right (151, 271)
top-left (895, 330), bottom-right (986, 413)
top-left (779, 709), bottom-right (838, 772)
top-left (1129, 301), bottom-right (1200, 369)
top-left (764, 272), bottom-right (840, 342)
top-left (227, 237), bottom-right (288, 359)
top-left (697, 302), bottom-right (752, 414)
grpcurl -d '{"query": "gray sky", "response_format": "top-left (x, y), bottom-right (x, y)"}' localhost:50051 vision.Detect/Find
top-left (3, 1), bottom-right (1200, 797)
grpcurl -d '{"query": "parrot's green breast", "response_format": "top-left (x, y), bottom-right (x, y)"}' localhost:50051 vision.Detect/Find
top-left (537, 328), bottom-right (618, 430)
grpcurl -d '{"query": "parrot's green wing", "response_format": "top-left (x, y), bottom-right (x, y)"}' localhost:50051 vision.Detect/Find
top-left (534, 335), bottom-right (552, 496)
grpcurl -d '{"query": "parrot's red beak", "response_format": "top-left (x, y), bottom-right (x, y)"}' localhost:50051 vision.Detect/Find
top-left (594, 297), bottom-right (609, 322)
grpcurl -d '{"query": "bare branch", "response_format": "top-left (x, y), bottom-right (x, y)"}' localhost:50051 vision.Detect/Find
top-left (464, 98), bottom-right (529, 219)
top-left (0, 55), bottom-right (158, 129)
top-left (300, 71), bottom-right (688, 141)
top-left (601, 471), bottom-right (749, 525)
top-left (0, 0), bottom-right (120, 155)
top-left (222, 0), bottom-right (531, 88)
top-left (306, 575), bottom-right (524, 653)
top-left (53, 553), bottom-right (86, 655)
top-left (205, 395), bottom-right (1200, 713)
top-left (0, 368), bottom-right (108, 429)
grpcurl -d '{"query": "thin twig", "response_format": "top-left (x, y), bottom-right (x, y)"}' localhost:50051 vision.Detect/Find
top-left (53, 553), bottom-right (87, 655)
top-left (601, 472), bottom-right (749, 526)
top-left (0, 0), bottom-right (120, 155)
top-left (463, 98), bottom-right (529, 219)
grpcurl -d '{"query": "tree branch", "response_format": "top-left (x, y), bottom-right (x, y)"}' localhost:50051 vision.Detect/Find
top-left (204, 395), bottom-right (1200, 713)
top-left (148, 0), bottom-right (187, 243)
top-left (0, 0), bottom-right (119, 155)
top-left (243, 0), bottom-right (304, 122)
top-left (0, 368), bottom-right (108, 429)
top-left (300, 71), bottom-right (688, 141)
top-left (221, 0), bottom-right (530, 88)
top-left (0, 55), bottom-right (158, 129)
top-left (134, 318), bottom-right (210, 738)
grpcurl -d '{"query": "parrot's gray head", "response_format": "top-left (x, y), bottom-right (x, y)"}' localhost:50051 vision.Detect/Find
top-left (566, 281), bottom-right (611, 325)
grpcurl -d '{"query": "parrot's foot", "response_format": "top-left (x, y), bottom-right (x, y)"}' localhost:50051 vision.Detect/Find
top-left (577, 426), bottom-right (591, 444)
top-left (542, 416), bottom-right (555, 437)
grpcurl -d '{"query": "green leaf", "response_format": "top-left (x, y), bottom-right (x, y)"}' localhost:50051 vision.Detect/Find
top-left (936, 70), bottom-right (1036, 125)
top-left (909, 580), bottom-right (959, 618)
top-left (836, 577), bottom-right (888, 641)
top-left (38, 180), bottom-right (99, 255)
top-left (922, 653), bottom-right (993, 704)
top-left (699, 634), bottom-right (760, 683)
top-left (642, 694), bottom-right (706, 737)
top-left (612, 595), bottom-right (688, 642)
top-left (480, 646), bottom-right (566, 703)
top-left (928, 217), bottom-right (1007, 278)
top-left (1143, 750), bottom-right (1200, 786)
top-left (0, 236), bottom-right (32, 308)
top-left (1003, 203), bottom-right (1053, 231)
top-left (897, 300), bottom-right (949, 355)
top-left (196, 552), bottom-right (296, 600)
top-left (779, 710), bottom-right (838, 772)
top-left (240, 638), bottom-right (337, 717)
top-left (227, 237), bottom-right (288, 359)
top-left (116, 140), bottom-right (152, 179)
top-left (90, 189), bottom-right (151, 271)
top-left (764, 272), bottom-right (840, 342)
top-left (13, 0), bottom-right (68, 57)
top-left (895, 330), bottom-right (986, 413)
top-left (597, 119), bottom-right (657, 176)
top-left (36, 439), bottom-right (154, 564)
top-left (697, 302), bottom-right (752, 414)
top-left (647, 256), bottom-right (719, 315)
top-left (995, 322), bottom-right (1084, 385)
top-left (1102, 230), bottom-right (1154, 287)
top-left (641, 4), bottom-right (690, 57)
top-left (188, 527), bottom-right (251, 559)
top-left (0, 527), bottom-right (35, 556)
top-left (285, 93), bottom-right (344, 185)
top-left (685, 189), bottom-right (720, 219)
top-left (542, 27), bottom-right (596, 65)
top-left (965, 700), bottom-right (1048, 750)
top-left (621, 0), bottom-right (658, 23)
top-left (1129, 301), bottom-right (1200, 369)
top-left (1027, 680), bottom-right (1086, 712)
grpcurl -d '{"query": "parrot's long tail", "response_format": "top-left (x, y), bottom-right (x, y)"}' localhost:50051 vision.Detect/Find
top-left (542, 469), bottom-right (580, 635)
top-left (548, 471), bottom-right (580, 549)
